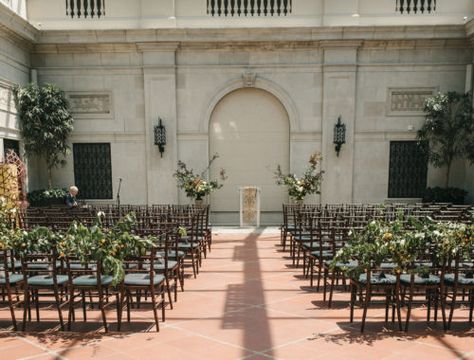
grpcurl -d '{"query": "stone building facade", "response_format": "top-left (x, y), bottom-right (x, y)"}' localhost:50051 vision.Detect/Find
top-left (0, 0), bottom-right (473, 224)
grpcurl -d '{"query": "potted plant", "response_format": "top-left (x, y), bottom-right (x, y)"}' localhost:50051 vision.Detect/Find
top-left (173, 153), bottom-right (227, 204)
top-left (417, 91), bottom-right (473, 203)
top-left (13, 83), bottom-right (74, 189)
top-left (274, 152), bottom-right (324, 204)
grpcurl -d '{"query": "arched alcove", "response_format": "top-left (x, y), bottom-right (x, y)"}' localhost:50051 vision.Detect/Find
top-left (209, 87), bottom-right (290, 225)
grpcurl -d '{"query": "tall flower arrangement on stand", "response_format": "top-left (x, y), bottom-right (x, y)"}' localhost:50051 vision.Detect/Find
top-left (174, 153), bottom-right (227, 202)
top-left (274, 152), bottom-right (324, 202)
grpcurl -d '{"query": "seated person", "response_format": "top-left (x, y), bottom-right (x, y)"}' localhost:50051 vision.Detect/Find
top-left (65, 186), bottom-right (79, 208)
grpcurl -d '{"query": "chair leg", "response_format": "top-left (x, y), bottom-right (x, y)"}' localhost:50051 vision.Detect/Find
top-left (395, 283), bottom-right (402, 331)
top-left (53, 285), bottom-right (64, 331)
top-left (405, 286), bottom-right (414, 332)
top-left (150, 287), bottom-right (160, 332)
top-left (5, 285), bottom-right (17, 331)
top-left (328, 270), bottom-right (337, 308)
top-left (35, 290), bottom-right (40, 322)
top-left (165, 277), bottom-right (173, 310)
top-left (117, 286), bottom-right (125, 331)
top-left (67, 288), bottom-right (75, 331)
top-left (81, 290), bottom-right (87, 321)
top-left (161, 285), bottom-right (166, 322)
top-left (179, 260), bottom-right (185, 292)
top-left (323, 267), bottom-right (328, 302)
top-left (316, 262), bottom-right (322, 292)
top-left (385, 291), bottom-right (390, 324)
top-left (126, 290), bottom-right (131, 323)
top-left (349, 284), bottom-right (356, 323)
top-left (427, 290), bottom-right (431, 323)
top-left (192, 253), bottom-right (198, 278)
top-left (469, 289), bottom-right (473, 323)
top-left (361, 288), bottom-right (371, 333)
top-left (434, 289), bottom-right (439, 323)
top-left (22, 287), bottom-right (30, 331)
top-left (98, 289), bottom-right (108, 333)
top-left (174, 271), bottom-right (178, 303)
top-left (448, 288), bottom-right (457, 330)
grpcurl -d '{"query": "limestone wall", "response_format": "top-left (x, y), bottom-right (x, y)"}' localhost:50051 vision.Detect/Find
top-left (26, 24), bottom-right (473, 208)
top-left (1, 2), bottom-right (474, 210)
top-left (0, 3), bottom-right (36, 186)
top-left (25, 0), bottom-right (474, 30)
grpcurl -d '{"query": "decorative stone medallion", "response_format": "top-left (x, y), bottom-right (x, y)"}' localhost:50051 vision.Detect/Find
top-left (242, 71), bottom-right (256, 87)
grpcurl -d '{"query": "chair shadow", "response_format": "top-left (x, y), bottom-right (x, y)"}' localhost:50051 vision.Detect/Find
top-left (309, 320), bottom-right (473, 356)
top-left (311, 300), bottom-right (349, 310)
top-left (0, 319), bottom-right (155, 355)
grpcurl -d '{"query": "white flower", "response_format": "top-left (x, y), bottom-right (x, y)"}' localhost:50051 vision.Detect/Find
top-left (97, 211), bottom-right (105, 218)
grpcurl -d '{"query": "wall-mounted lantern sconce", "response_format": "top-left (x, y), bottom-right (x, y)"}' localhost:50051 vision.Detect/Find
top-left (333, 116), bottom-right (346, 157)
top-left (154, 118), bottom-right (166, 157)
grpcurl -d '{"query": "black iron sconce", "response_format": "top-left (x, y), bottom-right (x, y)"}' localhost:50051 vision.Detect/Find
top-left (333, 116), bottom-right (346, 157)
top-left (154, 118), bottom-right (166, 157)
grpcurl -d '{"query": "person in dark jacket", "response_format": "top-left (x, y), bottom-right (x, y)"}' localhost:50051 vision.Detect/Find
top-left (65, 186), bottom-right (79, 208)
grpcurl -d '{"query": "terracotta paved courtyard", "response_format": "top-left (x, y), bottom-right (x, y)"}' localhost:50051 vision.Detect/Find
top-left (1, 228), bottom-right (473, 359)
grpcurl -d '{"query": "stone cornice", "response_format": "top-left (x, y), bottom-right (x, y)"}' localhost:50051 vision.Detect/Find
top-left (32, 37), bottom-right (470, 54)
top-left (136, 42), bottom-right (180, 52)
top-left (35, 24), bottom-right (467, 46)
top-left (320, 40), bottom-right (363, 49)
top-left (466, 19), bottom-right (474, 47)
top-left (0, 3), bottom-right (38, 46)
top-left (466, 19), bottom-right (474, 37)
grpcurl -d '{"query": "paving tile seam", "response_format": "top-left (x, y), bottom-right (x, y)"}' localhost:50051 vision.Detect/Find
top-left (13, 333), bottom-right (67, 360)
top-left (385, 342), bottom-right (470, 360)
top-left (260, 325), bottom-right (344, 354)
top-left (18, 353), bottom-right (56, 360)
top-left (458, 350), bottom-right (474, 360)
top-left (237, 352), bottom-right (282, 360)
top-left (413, 338), bottom-right (470, 353)
top-left (163, 322), bottom-right (270, 358)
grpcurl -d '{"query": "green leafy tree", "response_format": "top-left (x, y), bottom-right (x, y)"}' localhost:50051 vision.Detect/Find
top-left (13, 83), bottom-right (74, 189)
top-left (417, 91), bottom-right (473, 188)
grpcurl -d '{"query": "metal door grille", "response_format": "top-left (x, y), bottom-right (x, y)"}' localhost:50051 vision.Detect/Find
top-left (73, 143), bottom-right (112, 199)
top-left (388, 141), bottom-right (428, 198)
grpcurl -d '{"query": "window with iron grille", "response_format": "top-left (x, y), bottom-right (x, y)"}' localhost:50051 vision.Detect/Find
top-left (207, 0), bottom-right (292, 17)
top-left (73, 143), bottom-right (112, 199)
top-left (388, 141), bottom-right (428, 198)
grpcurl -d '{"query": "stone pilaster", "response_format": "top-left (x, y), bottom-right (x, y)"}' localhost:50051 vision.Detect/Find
top-left (139, 43), bottom-right (179, 204)
top-left (320, 41), bottom-right (361, 204)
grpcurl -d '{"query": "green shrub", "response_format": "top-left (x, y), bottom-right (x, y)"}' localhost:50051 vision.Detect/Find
top-left (27, 188), bottom-right (67, 207)
top-left (422, 187), bottom-right (468, 205)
